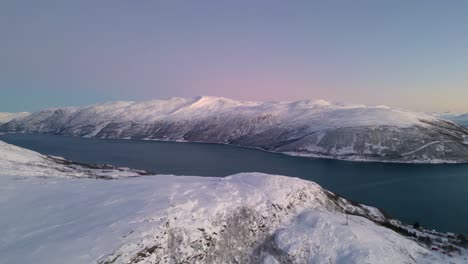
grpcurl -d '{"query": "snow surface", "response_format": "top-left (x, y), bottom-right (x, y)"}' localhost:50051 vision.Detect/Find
top-left (1, 141), bottom-right (467, 263)
top-left (0, 112), bottom-right (29, 124)
top-left (2, 174), bottom-right (466, 264)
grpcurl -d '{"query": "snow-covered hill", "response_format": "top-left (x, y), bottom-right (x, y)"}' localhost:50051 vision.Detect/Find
top-left (0, 112), bottom-right (29, 124)
top-left (0, 140), bottom-right (150, 178)
top-left (1, 142), bottom-right (467, 263)
top-left (2, 96), bottom-right (468, 163)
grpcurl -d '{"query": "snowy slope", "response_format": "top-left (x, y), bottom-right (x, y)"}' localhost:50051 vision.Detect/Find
top-left (1, 143), bottom-right (467, 263)
top-left (2, 96), bottom-right (468, 163)
top-left (0, 140), bottom-right (150, 178)
top-left (1, 175), bottom-right (465, 264)
top-left (0, 112), bottom-right (29, 124)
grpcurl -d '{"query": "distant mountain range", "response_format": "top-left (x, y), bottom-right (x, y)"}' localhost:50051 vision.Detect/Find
top-left (436, 113), bottom-right (468, 127)
top-left (2, 96), bottom-right (468, 163)
top-left (0, 112), bottom-right (29, 124)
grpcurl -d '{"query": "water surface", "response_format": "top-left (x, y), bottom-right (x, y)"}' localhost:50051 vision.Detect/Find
top-left (1, 133), bottom-right (467, 234)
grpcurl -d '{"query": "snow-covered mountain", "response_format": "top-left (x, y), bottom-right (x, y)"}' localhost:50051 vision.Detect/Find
top-left (1, 141), bottom-right (466, 263)
top-left (2, 96), bottom-right (468, 163)
top-left (0, 112), bottom-right (29, 124)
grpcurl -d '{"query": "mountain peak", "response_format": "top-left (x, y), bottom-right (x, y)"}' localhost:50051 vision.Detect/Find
top-left (311, 99), bottom-right (332, 106)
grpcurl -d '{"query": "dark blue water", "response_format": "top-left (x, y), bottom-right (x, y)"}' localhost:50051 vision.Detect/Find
top-left (1, 133), bottom-right (467, 234)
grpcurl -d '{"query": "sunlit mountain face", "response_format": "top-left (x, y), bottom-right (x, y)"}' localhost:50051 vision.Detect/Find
top-left (2, 96), bottom-right (468, 163)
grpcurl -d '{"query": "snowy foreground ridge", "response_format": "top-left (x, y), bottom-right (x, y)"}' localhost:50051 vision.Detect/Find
top-left (1, 141), bottom-right (467, 264)
top-left (0, 140), bottom-right (150, 178)
top-left (2, 96), bottom-right (468, 163)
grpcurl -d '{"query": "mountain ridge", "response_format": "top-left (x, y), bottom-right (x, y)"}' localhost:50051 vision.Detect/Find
top-left (2, 96), bottom-right (468, 163)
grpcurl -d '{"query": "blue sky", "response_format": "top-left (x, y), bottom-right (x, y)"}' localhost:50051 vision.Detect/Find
top-left (1, 1), bottom-right (468, 112)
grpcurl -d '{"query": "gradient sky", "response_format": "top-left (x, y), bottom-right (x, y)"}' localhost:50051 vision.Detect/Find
top-left (1, 1), bottom-right (468, 112)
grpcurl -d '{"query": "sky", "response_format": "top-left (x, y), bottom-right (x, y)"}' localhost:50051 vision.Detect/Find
top-left (1, 1), bottom-right (468, 113)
